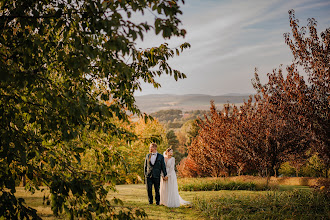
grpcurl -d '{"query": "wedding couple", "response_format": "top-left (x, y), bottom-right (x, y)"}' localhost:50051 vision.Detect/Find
top-left (144, 143), bottom-right (190, 207)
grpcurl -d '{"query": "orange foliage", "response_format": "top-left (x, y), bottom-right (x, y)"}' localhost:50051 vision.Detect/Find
top-left (177, 156), bottom-right (199, 177)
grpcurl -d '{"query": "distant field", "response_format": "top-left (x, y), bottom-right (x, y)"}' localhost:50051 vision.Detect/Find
top-left (14, 176), bottom-right (327, 219)
top-left (135, 94), bottom-right (250, 113)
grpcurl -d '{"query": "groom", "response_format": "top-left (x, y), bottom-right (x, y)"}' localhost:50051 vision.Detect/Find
top-left (144, 143), bottom-right (168, 205)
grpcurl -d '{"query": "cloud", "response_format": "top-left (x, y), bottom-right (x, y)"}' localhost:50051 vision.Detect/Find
top-left (135, 0), bottom-right (330, 96)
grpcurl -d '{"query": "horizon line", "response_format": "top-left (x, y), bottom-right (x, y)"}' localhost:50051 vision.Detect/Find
top-left (134, 92), bottom-right (255, 97)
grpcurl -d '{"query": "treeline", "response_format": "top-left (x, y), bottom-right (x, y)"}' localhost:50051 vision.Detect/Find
top-left (150, 109), bottom-right (209, 129)
top-left (178, 10), bottom-right (329, 179)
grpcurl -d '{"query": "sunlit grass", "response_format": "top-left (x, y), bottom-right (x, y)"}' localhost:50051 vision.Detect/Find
top-left (108, 184), bottom-right (204, 219)
top-left (178, 176), bottom-right (321, 191)
top-left (14, 187), bottom-right (63, 220)
top-left (194, 189), bottom-right (329, 219)
top-left (13, 176), bottom-right (324, 219)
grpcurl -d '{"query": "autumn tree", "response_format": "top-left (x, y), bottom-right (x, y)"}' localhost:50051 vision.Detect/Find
top-left (182, 102), bottom-right (241, 177)
top-left (176, 155), bottom-right (199, 177)
top-left (181, 90), bottom-right (310, 179)
top-left (253, 9), bottom-right (330, 176)
top-left (230, 94), bottom-right (310, 178)
top-left (0, 0), bottom-right (190, 218)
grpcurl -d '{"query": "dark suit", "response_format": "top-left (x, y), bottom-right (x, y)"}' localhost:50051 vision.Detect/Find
top-left (144, 152), bottom-right (167, 205)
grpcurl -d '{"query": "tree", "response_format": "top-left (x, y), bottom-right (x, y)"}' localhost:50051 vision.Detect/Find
top-left (230, 94), bottom-right (310, 179)
top-left (181, 119), bottom-right (200, 147)
top-left (301, 154), bottom-right (328, 177)
top-left (0, 0), bottom-right (190, 218)
top-left (166, 130), bottom-right (179, 149)
top-left (182, 102), bottom-right (241, 177)
top-left (177, 156), bottom-right (199, 177)
top-left (254, 9), bottom-right (330, 176)
top-left (175, 130), bottom-right (187, 153)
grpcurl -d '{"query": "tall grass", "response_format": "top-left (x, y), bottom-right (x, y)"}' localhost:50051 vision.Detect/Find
top-left (177, 176), bottom-right (324, 192)
top-left (193, 189), bottom-right (329, 219)
top-left (178, 177), bottom-right (275, 191)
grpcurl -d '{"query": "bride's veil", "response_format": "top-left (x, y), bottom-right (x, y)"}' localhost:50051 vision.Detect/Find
top-left (163, 151), bottom-right (168, 158)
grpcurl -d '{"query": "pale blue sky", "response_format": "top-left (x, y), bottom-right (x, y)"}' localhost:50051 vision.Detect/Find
top-left (135, 0), bottom-right (330, 96)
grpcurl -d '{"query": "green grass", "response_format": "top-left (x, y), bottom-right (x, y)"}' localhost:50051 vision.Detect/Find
top-left (14, 187), bottom-right (63, 220)
top-left (13, 185), bottom-right (272, 219)
top-left (13, 177), bottom-right (328, 219)
top-left (14, 185), bottom-right (204, 219)
top-left (108, 184), bottom-right (204, 219)
top-left (194, 189), bottom-right (330, 219)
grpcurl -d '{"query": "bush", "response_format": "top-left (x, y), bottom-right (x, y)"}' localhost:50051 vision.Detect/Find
top-left (301, 154), bottom-right (328, 177)
top-left (279, 162), bottom-right (296, 177)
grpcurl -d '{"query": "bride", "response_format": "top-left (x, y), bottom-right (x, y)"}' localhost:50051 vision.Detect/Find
top-left (160, 148), bottom-right (190, 207)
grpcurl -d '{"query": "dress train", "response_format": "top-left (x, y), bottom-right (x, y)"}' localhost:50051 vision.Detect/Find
top-left (160, 157), bottom-right (190, 207)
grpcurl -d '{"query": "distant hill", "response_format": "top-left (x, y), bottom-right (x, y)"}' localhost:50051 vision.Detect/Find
top-left (135, 94), bottom-right (252, 113)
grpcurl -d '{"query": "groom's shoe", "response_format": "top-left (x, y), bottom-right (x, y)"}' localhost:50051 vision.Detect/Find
top-left (156, 202), bottom-right (159, 205)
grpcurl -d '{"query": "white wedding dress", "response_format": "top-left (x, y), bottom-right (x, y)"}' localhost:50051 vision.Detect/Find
top-left (160, 157), bottom-right (190, 207)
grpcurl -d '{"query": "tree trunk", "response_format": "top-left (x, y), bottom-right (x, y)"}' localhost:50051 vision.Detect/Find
top-left (274, 167), bottom-right (277, 178)
top-left (266, 174), bottom-right (271, 187)
top-left (22, 175), bottom-right (26, 186)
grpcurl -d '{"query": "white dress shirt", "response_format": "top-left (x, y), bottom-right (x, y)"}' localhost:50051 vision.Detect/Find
top-left (150, 152), bottom-right (157, 165)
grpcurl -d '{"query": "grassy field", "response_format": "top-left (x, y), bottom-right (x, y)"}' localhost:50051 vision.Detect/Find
top-left (14, 177), bottom-right (328, 219)
top-left (14, 187), bottom-right (57, 219)
top-left (15, 185), bottom-right (270, 219)
top-left (14, 184), bottom-right (202, 219)
top-left (108, 184), bottom-right (203, 219)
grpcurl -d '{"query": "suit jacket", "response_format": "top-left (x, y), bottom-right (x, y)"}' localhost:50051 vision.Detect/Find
top-left (144, 152), bottom-right (167, 178)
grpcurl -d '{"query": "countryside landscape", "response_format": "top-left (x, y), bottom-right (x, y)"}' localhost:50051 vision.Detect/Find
top-left (134, 93), bottom-right (251, 113)
top-left (1, 0), bottom-right (329, 219)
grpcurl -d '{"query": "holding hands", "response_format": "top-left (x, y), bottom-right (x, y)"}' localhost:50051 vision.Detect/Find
top-left (163, 176), bottom-right (168, 181)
